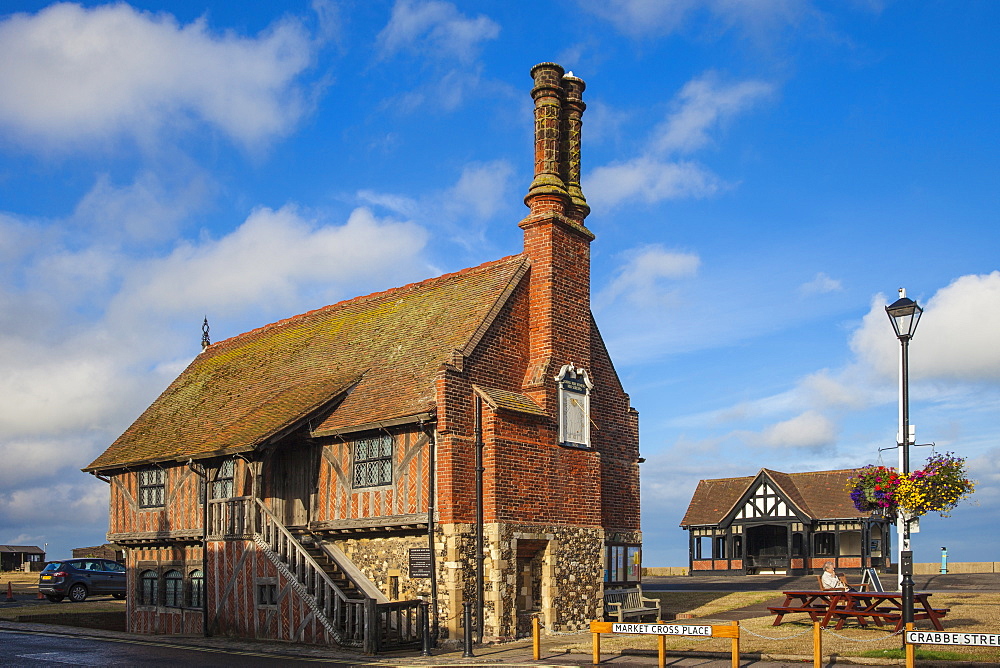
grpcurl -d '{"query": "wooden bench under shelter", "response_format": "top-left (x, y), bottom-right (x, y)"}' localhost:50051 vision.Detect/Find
top-left (604, 586), bottom-right (660, 622)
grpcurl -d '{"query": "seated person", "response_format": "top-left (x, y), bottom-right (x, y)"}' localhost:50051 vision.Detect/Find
top-left (821, 562), bottom-right (855, 591)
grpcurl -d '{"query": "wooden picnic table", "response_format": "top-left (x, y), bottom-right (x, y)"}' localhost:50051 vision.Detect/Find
top-left (768, 591), bottom-right (842, 626)
top-left (820, 591), bottom-right (948, 632)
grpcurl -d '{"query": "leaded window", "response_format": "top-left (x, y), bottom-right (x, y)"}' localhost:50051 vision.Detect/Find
top-left (139, 570), bottom-right (158, 606)
top-left (138, 469), bottom-right (165, 508)
top-left (352, 435), bottom-right (393, 488)
top-left (212, 459), bottom-right (235, 499)
top-left (189, 569), bottom-right (204, 608)
top-left (164, 570), bottom-right (183, 607)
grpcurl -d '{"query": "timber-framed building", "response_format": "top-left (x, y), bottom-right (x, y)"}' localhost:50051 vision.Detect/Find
top-left (84, 63), bottom-right (641, 648)
top-left (680, 469), bottom-right (891, 576)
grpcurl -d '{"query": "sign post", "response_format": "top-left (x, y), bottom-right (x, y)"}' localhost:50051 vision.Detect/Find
top-left (589, 621), bottom-right (739, 668)
top-left (905, 625), bottom-right (1000, 668)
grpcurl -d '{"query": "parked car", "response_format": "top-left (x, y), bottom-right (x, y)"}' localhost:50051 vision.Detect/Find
top-left (38, 558), bottom-right (126, 602)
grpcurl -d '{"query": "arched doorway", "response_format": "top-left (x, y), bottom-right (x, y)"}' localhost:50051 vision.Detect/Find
top-left (745, 524), bottom-right (788, 574)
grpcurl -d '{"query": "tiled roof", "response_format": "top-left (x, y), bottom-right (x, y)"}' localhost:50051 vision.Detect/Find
top-left (85, 255), bottom-right (529, 471)
top-left (474, 385), bottom-right (547, 416)
top-left (680, 468), bottom-right (866, 526)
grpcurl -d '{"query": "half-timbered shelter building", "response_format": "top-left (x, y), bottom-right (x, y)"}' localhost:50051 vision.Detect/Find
top-left (680, 469), bottom-right (891, 576)
top-left (84, 63), bottom-right (641, 647)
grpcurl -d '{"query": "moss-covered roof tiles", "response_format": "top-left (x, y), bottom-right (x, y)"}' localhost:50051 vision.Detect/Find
top-left (85, 255), bottom-right (529, 471)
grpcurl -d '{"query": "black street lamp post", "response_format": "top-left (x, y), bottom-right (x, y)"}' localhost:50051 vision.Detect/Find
top-left (885, 288), bottom-right (923, 627)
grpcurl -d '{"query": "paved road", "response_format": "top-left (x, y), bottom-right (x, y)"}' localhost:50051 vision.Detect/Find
top-left (0, 628), bottom-right (358, 666)
top-left (0, 628), bottom-right (847, 667)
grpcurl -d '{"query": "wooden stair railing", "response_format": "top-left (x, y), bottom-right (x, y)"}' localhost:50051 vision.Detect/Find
top-left (253, 499), bottom-right (367, 647)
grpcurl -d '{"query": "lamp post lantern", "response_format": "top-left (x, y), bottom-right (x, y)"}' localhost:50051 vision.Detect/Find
top-left (885, 287), bottom-right (922, 626)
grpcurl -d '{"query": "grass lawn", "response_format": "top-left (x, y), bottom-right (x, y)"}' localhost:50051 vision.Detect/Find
top-left (556, 590), bottom-right (1000, 662)
top-left (0, 571), bottom-right (42, 594)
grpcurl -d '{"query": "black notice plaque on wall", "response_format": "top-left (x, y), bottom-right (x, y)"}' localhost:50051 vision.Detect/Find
top-left (409, 548), bottom-right (432, 578)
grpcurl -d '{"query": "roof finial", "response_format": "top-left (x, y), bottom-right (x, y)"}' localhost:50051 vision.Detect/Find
top-left (201, 316), bottom-right (211, 351)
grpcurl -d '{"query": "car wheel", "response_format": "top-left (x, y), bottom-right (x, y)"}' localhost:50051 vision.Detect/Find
top-left (68, 584), bottom-right (88, 602)
top-left (46, 595), bottom-right (64, 603)
top-left (112, 593), bottom-right (126, 600)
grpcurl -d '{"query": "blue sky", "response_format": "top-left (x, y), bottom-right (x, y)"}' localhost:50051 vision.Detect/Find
top-left (1, 1), bottom-right (997, 568)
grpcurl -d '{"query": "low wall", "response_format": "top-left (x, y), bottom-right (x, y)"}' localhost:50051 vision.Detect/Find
top-left (644, 562), bottom-right (999, 576)
top-left (914, 561), bottom-right (1000, 574)
top-left (641, 567), bottom-right (688, 576)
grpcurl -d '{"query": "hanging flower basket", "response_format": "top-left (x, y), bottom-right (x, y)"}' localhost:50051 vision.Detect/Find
top-left (845, 465), bottom-right (901, 514)
top-left (846, 453), bottom-right (975, 518)
top-left (895, 452), bottom-right (976, 517)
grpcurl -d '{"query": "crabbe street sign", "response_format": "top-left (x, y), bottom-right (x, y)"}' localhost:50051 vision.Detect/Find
top-left (907, 631), bottom-right (1000, 646)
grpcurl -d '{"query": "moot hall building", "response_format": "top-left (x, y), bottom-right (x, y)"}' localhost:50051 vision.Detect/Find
top-left (85, 63), bottom-right (643, 647)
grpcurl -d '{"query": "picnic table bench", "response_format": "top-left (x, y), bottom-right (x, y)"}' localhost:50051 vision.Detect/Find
top-left (820, 591), bottom-right (949, 632)
top-left (604, 585), bottom-right (660, 622)
top-left (768, 591), bottom-right (841, 625)
top-left (770, 590), bottom-right (948, 632)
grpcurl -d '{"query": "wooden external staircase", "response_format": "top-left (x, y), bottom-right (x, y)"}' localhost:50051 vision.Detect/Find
top-left (208, 497), bottom-right (426, 652)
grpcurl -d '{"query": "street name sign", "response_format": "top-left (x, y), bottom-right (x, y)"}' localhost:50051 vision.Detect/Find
top-left (906, 631), bottom-right (1000, 647)
top-left (613, 623), bottom-right (711, 636)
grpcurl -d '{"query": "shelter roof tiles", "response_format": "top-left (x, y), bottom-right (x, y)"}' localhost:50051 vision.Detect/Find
top-left (680, 468), bottom-right (866, 526)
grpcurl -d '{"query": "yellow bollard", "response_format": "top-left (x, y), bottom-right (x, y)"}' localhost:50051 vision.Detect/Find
top-left (657, 620), bottom-right (666, 668)
top-left (905, 622), bottom-right (915, 668)
top-left (532, 616), bottom-right (540, 660)
top-left (730, 620), bottom-right (739, 668)
top-left (592, 628), bottom-right (600, 665)
top-left (813, 622), bottom-right (822, 668)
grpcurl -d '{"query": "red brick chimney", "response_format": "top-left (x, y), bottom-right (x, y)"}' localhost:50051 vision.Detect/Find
top-left (520, 63), bottom-right (594, 409)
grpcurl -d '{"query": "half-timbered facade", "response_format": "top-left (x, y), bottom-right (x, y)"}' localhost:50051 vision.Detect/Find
top-left (680, 469), bottom-right (892, 575)
top-left (84, 63), bottom-right (641, 647)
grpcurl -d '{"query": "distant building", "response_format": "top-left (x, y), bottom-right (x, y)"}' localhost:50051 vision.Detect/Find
top-left (0, 545), bottom-right (45, 571)
top-left (72, 543), bottom-right (125, 562)
top-left (83, 63), bottom-right (641, 646)
top-left (680, 468), bottom-right (891, 575)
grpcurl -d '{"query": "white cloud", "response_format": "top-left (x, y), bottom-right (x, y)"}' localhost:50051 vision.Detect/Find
top-left (72, 171), bottom-right (212, 244)
top-left (0, 481), bottom-right (109, 526)
top-left (109, 205), bottom-right (429, 323)
top-left (576, 0), bottom-right (817, 39)
top-left (441, 160), bottom-right (515, 224)
top-left (376, 0), bottom-right (499, 63)
top-left (0, 3), bottom-right (314, 150)
top-left (358, 160), bottom-right (515, 249)
top-left (585, 73), bottom-right (771, 209)
top-left (749, 409), bottom-right (838, 449)
top-left (851, 272), bottom-right (1000, 383)
top-left (587, 158), bottom-right (723, 207)
top-left (597, 245), bottom-right (700, 307)
top-left (799, 272), bottom-right (843, 295)
top-left (653, 75), bottom-right (774, 155)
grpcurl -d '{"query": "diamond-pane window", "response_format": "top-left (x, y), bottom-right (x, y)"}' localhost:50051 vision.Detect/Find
top-left (212, 459), bottom-right (234, 499)
top-left (353, 435), bottom-right (393, 488)
top-left (138, 469), bottom-right (165, 508)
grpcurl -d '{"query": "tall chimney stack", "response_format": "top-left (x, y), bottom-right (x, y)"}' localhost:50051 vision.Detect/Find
top-left (561, 72), bottom-right (589, 222)
top-left (524, 63), bottom-right (569, 217)
top-left (519, 63), bottom-right (594, 408)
